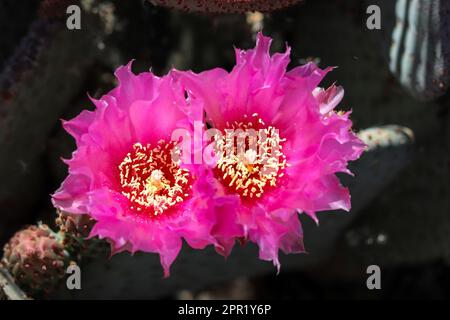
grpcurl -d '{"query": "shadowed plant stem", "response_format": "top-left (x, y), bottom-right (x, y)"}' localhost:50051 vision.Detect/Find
top-left (0, 265), bottom-right (30, 300)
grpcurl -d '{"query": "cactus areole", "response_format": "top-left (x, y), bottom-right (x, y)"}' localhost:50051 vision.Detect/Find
top-left (149, 0), bottom-right (302, 13)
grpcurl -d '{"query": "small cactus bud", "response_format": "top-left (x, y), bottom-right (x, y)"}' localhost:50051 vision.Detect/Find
top-left (56, 210), bottom-right (95, 240)
top-left (55, 210), bottom-right (108, 260)
top-left (2, 224), bottom-right (69, 296)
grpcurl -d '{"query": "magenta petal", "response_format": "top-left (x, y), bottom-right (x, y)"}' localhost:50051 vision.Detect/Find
top-left (52, 174), bottom-right (90, 214)
top-left (211, 195), bottom-right (244, 256)
top-left (248, 207), bottom-right (304, 272)
top-left (313, 85), bottom-right (345, 114)
top-left (172, 68), bottom-right (228, 128)
top-left (286, 63), bottom-right (333, 92)
top-left (129, 96), bottom-right (183, 144)
top-left (110, 61), bottom-right (160, 108)
top-left (62, 110), bottom-right (95, 145)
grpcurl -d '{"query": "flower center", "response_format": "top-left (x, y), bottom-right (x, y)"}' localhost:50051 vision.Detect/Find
top-left (118, 142), bottom-right (192, 216)
top-left (214, 114), bottom-right (287, 199)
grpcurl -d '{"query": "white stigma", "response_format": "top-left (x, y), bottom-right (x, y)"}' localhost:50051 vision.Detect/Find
top-left (244, 149), bottom-right (257, 164)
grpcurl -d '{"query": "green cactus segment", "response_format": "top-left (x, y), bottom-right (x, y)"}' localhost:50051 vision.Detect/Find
top-left (373, 0), bottom-right (450, 100)
top-left (344, 125), bottom-right (415, 214)
top-left (358, 125), bottom-right (414, 150)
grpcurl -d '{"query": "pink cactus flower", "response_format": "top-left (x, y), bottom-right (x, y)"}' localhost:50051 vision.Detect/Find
top-left (173, 33), bottom-right (366, 270)
top-left (52, 62), bottom-right (227, 277)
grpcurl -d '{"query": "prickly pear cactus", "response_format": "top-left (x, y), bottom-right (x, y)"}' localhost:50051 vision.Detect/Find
top-left (2, 224), bottom-right (70, 296)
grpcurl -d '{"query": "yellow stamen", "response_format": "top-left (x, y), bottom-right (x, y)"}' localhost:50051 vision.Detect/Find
top-left (214, 114), bottom-right (287, 199)
top-left (118, 142), bottom-right (191, 216)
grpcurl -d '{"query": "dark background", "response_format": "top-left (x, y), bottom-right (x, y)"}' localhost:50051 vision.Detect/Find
top-left (0, 0), bottom-right (449, 299)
